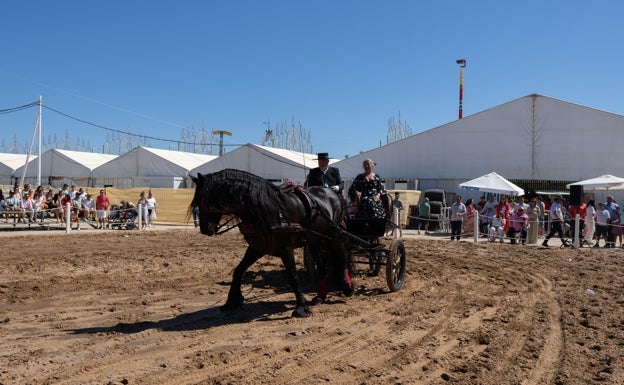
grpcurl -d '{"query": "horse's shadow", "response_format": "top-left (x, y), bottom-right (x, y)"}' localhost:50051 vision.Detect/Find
top-left (68, 269), bottom-right (337, 335)
top-left (67, 298), bottom-right (299, 335)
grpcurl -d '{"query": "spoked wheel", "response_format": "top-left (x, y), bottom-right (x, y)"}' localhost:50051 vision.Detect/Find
top-left (386, 239), bottom-right (406, 292)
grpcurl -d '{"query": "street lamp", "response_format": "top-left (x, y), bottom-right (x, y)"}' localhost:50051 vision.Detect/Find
top-left (456, 59), bottom-right (467, 119)
top-left (212, 130), bottom-right (232, 156)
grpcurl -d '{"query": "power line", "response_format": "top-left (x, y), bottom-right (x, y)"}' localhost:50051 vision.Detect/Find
top-left (0, 101), bottom-right (38, 114)
top-left (0, 100), bottom-right (244, 148)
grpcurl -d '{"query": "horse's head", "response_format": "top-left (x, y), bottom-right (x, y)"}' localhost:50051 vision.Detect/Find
top-left (190, 173), bottom-right (224, 236)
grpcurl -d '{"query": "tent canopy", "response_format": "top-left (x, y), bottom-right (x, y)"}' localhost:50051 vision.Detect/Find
top-left (566, 174), bottom-right (624, 190)
top-left (459, 172), bottom-right (525, 196)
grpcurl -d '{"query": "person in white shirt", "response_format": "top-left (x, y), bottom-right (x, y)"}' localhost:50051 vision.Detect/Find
top-left (584, 199), bottom-right (596, 246)
top-left (489, 212), bottom-right (505, 243)
top-left (146, 190), bottom-right (158, 227)
top-left (450, 195), bottom-right (466, 241)
top-left (542, 195), bottom-right (569, 247)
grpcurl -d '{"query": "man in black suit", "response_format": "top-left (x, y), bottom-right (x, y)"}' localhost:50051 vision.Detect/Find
top-left (305, 152), bottom-right (343, 194)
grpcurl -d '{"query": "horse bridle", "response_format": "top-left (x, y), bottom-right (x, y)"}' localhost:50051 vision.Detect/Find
top-left (210, 213), bottom-right (240, 235)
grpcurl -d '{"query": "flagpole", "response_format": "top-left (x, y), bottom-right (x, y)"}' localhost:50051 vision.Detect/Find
top-left (38, 95), bottom-right (42, 186)
top-left (456, 59), bottom-right (466, 119)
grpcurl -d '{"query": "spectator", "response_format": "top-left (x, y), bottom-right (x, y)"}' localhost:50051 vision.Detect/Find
top-left (526, 198), bottom-right (540, 244)
top-left (584, 199), bottom-right (596, 246)
top-left (60, 193), bottom-right (72, 222)
top-left (611, 206), bottom-right (622, 247)
top-left (59, 184), bottom-right (69, 198)
top-left (450, 195), bottom-right (466, 241)
top-left (49, 192), bottom-right (63, 222)
top-left (138, 191), bottom-right (148, 230)
top-left (604, 195), bottom-right (619, 248)
top-left (507, 206), bottom-right (529, 245)
top-left (4, 190), bottom-right (21, 223)
top-left (463, 198), bottom-right (475, 236)
top-left (82, 193), bottom-right (96, 221)
top-left (193, 206), bottom-right (200, 228)
top-left (567, 201), bottom-right (587, 241)
top-left (514, 196), bottom-right (528, 212)
top-left (389, 192), bottom-right (404, 237)
top-left (0, 189), bottom-right (5, 220)
top-left (69, 185), bottom-right (77, 199)
top-left (417, 197), bottom-right (431, 235)
top-left (481, 195), bottom-right (498, 215)
top-left (21, 192), bottom-right (35, 223)
top-left (489, 212), bottom-right (505, 243)
top-left (476, 196), bottom-right (487, 214)
top-left (96, 189), bottom-right (110, 229)
top-left (594, 202), bottom-right (610, 248)
top-left (146, 190), bottom-right (158, 228)
top-left (480, 206), bottom-right (495, 236)
top-left (72, 193), bottom-right (83, 216)
top-left (542, 195), bottom-right (569, 247)
top-left (496, 196), bottom-right (511, 233)
top-left (536, 196), bottom-right (546, 236)
top-left (33, 191), bottom-right (47, 223)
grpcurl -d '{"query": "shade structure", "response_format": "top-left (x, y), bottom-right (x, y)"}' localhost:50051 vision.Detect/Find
top-left (566, 174), bottom-right (624, 190)
top-left (459, 172), bottom-right (524, 196)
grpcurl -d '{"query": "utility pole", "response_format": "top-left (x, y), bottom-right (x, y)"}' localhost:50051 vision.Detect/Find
top-left (211, 130), bottom-right (232, 156)
top-left (456, 59), bottom-right (467, 119)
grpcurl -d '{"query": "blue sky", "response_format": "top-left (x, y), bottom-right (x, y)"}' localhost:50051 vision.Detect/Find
top-left (1, 1), bottom-right (623, 158)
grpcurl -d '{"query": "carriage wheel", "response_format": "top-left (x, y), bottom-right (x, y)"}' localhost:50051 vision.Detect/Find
top-left (367, 239), bottom-right (383, 276)
top-left (386, 239), bottom-right (406, 292)
top-left (368, 254), bottom-right (382, 276)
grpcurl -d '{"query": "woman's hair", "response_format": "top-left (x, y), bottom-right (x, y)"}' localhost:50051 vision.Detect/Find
top-left (362, 158), bottom-right (376, 167)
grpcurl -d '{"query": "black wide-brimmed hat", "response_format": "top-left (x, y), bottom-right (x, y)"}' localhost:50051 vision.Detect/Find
top-left (315, 152), bottom-right (330, 160)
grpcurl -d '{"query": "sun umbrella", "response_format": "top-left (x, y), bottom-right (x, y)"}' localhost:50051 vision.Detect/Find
top-left (566, 174), bottom-right (624, 190)
top-left (459, 172), bottom-right (524, 196)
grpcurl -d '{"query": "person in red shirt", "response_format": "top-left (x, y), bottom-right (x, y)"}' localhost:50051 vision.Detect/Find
top-left (95, 189), bottom-right (110, 229)
top-left (496, 196), bottom-right (511, 232)
top-left (568, 202), bottom-right (587, 240)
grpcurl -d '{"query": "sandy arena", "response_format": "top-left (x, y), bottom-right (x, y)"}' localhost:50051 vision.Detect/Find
top-left (0, 228), bottom-right (623, 384)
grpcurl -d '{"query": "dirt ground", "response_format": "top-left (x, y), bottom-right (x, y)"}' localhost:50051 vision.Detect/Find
top-left (1, 228), bottom-right (623, 385)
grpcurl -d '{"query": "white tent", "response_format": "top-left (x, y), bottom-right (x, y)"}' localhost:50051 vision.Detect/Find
top-left (190, 143), bottom-right (336, 185)
top-left (0, 153), bottom-right (34, 184)
top-left (459, 172), bottom-right (525, 196)
top-left (566, 174), bottom-right (624, 190)
top-left (92, 146), bottom-right (217, 188)
top-left (334, 94), bottom-right (624, 194)
top-left (13, 149), bottom-right (117, 186)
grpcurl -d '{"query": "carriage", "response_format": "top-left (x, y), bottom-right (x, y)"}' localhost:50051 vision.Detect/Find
top-left (191, 169), bottom-right (407, 317)
top-left (343, 217), bottom-right (406, 292)
top-left (304, 215), bottom-right (406, 294)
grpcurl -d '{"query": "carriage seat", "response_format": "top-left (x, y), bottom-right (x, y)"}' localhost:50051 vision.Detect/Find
top-left (345, 217), bottom-right (387, 237)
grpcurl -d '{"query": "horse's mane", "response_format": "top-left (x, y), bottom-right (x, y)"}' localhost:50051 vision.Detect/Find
top-left (193, 169), bottom-right (289, 234)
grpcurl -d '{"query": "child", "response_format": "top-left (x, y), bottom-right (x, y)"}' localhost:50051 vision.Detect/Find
top-left (489, 213), bottom-right (505, 243)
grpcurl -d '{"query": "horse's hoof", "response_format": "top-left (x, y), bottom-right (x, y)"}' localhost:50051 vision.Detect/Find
top-left (292, 306), bottom-right (312, 318)
top-left (343, 286), bottom-right (354, 297)
top-left (310, 296), bottom-right (325, 305)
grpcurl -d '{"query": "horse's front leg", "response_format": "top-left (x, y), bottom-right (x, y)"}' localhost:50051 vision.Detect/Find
top-left (222, 246), bottom-right (263, 313)
top-left (279, 248), bottom-right (311, 318)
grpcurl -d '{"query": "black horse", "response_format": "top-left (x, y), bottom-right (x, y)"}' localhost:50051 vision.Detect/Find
top-left (190, 169), bottom-right (352, 317)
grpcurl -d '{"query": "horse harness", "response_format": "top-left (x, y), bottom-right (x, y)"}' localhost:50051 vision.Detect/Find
top-left (225, 184), bottom-right (337, 240)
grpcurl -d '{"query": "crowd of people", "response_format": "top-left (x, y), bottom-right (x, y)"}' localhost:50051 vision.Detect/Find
top-left (0, 182), bottom-right (157, 230)
top-left (436, 193), bottom-right (623, 248)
